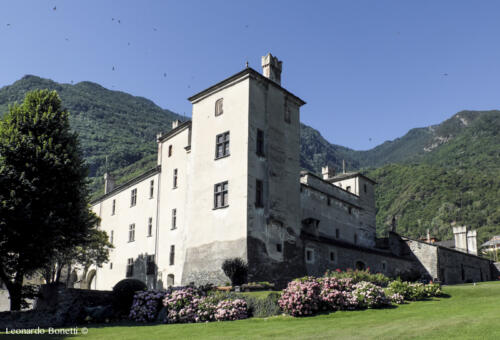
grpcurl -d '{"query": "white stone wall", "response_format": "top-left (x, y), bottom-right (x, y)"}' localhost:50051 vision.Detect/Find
top-left (91, 172), bottom-right (160, 290)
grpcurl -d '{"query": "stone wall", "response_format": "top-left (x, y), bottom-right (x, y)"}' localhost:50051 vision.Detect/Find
top-left (437, 247), bottom-right (492, 284)
top-left (0, 284), bottom-right (113, 329)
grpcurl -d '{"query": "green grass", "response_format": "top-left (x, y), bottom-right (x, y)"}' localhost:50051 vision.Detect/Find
top-left (5, 282), bottom-right (499, 340)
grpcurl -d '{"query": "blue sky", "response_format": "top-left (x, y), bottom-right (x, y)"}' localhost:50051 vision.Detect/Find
top-left (1, 1), bottom-right (500, 150)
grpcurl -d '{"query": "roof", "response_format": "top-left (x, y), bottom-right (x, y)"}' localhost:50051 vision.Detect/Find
top-left (157, 120), bottom-right (192, 143)
top-left (327, 172), bottom-right (377, 184)
top-left (435, 240), bottom-right (455, 248)
top-left (91, 166), bottom-right (161, 205)
top-left (187, 67), bottom-right (306, 106)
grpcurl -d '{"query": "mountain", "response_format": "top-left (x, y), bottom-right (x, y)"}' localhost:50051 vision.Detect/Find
top-left (1, 76), bottom-right (499, 246)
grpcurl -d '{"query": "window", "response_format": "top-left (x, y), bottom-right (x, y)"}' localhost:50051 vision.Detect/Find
top-left (256, 129), bottom-right (264, 156)
top-left (382, 261), bottom-right (387, 271)
top-left (335, 229), bottom-right (339, 239)
top-left (129, 224), bottom-right (135, 242)
top-left (255, 179), bottom-right (264, 207)
top-left (147, 255), bottom-right (155, 275)
top-left (214, 181), bottom-right (229, 208)
top-left (150, 180), bottom-right (154, 198)
top-left (354, 233), bottom-right (358, 244)
top-left (276, 243), bottom-right (282, 253)
top-left (112, 199), bottom-right (116, 215)
top-left (167, 274), bottom-right (175, 287)
top-left (348, 207), bottom-right (352, 215)
top-left (330, 251), bottom-right (336, 263)
top-left (168, 145), bottom-right (173, 157)
top-left (284, 107), bottom-right (291, 123)
top-left (131, 188), bottom-right (137, 207)
top-left (346, 186), bottom-right (351, 192)
top-left (148, 217), bottom-right (153, 236)
top-left (215, 132), bottom-right (230, 159)
top-left (126, 258), bottom-right (134, 277)
top-left (215, 98), bottom-right (223, 116)
top-left (171, 209), bottom-right (177, 230)
top-left (363, 184), bottom-right (367, 193)
top-left (169, 245), bottom-right (175, 265)
top-left (355, 261), bottom-right (366, 271)
top-left (327, 197), bottom-right (331, 206)
top-left (173, 169), bottom-right (178, 188)
top-left (305, 248), bottom-right (314, 263)
top-left (110, 262), bottom-right (113, 270)
top-left (110, 230), bottom-right (114, 244)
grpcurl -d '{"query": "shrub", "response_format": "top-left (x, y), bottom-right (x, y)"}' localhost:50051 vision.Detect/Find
top-left (162, 287), bottom-right (248, 323)
top-left (245, 292), bottom-right (282, 318)
top-left (278, 277), bottom-right (321, 316)
top-left (325, 268), bottom-right (390, 287)
top-left (214, 299), bottom-right (248, 321)
top-left (129, 290), bottom-right (166, 322)
top-left (389, 292), bottom-right (405, 304)
top-left (221, 258), bottom-right (248, 286)
top-left (387, 280), bottom-right (441, 301)
top-left (112, 279), bottom-right (147, 315)
top-left (352, 282), bottom-right (390, 308)
top-left (319, 277), bottom-right (358, 311)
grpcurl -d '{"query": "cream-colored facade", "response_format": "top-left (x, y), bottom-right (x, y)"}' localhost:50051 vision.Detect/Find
top-left (85, 54), bottom-right (393, 290)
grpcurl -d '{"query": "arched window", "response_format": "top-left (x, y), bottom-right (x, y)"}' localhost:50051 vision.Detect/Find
top-left (167, 274), bottom-right (175, 287)
top-left (355, 260), bottom-right (366, 271)
top-left (215, 98), bottom-right (223, 116)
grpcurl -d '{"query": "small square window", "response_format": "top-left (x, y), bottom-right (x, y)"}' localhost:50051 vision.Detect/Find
top-left (276, 243), bottom-right (282, 253)
top-left (330, 251), bottom-right (336, 263)
top-left (168, 145), bottom-right (173, 157)
top-left (215, 132), bottom-right (230, 159)
top-left (215, 98), bottom-right (223, 116)
top-left (214, 181), bottom-right (229, 209)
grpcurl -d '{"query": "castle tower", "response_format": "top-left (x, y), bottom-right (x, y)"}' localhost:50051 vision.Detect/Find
top-left (182, 54), bottom-right (305, 285)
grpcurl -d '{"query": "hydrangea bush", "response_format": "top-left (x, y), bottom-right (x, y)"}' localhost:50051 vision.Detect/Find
top-left (278, 277), bottom-right (322, 316)
top-left (387, 280), bottom-right (442, 301)
top-left (161, 287), bottom-right (248, 323)
top-left (352, 282), bottom-right (390, 308)
top-left (319, 277), bottom-right (358, 310)
top-left (129, 290), bottom-right (166, 322)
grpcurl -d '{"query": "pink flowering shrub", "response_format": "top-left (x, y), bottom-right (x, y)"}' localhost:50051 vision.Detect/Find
top-left (129, 290), bottom-right (166, 322)
top-left (319, 277), bottom-right (358, 310)
top-left (390, 292), bottom-right (405, 304)
top-left (352, 282), bottom-right (390, 308)
top-left (162, 287), bottom-right (248, 323)
top-left (214, 299), bottom-right (248, 321)
top-left (278, 277), bottom-right (321, 316)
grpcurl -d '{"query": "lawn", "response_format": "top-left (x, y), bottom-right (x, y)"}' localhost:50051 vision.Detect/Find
top-left (7, 282), bottom-right (500, 340)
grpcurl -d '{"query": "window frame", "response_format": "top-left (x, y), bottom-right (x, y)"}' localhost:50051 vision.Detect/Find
top-left (126, 258), bottom-right (134, 277)
top-left (168, 145), bottom-right (173, 157)
top-left (215, 98), bottom-right (223, 116)
top-left (111, 199), bottom-right (116, 215)
top-left (215, 131), bottom-right (230, 159)
top-left (171, 209), bottom-right (177, 230)
top-left (130, 188), bottom-right (137, 207)
top-left (129, 223), bottom-right (135, 242)
top-left (150, 180), bottom-right (154, 198)
top-left (147, 217), bottom-right (153, 237)
top-left (255, 179), bottom-right (264, 208)
top-left (173, 169), bottom-right (178, 189)
top-left (305, 247), bottom-right (315, 263)
top-left (256, 129), bottom-right (265, 156)
top-left (214, 181), bottom-right (229, 209)
top-left (169, 245), bottom-right (175, 266)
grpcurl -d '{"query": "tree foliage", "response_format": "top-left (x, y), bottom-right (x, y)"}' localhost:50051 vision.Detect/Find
top-left (0, 89), bottom-right (99, 310)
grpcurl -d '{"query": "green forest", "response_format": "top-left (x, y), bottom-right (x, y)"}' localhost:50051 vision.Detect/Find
top-left (1, 75), bottom-right (499, 246)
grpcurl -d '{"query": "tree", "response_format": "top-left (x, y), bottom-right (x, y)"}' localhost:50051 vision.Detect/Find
top-left (0, 89), bottom-right (99, 310)
top-left (221, 258), bottom-right (248, 286)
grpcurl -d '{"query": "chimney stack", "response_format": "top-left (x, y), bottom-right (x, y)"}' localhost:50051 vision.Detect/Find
top-left (261, 53), bottom-right (282, 85)
top-left (342, 160), bottom-right (346, 174)
top-left (104, 172), bottom-right (115, 194)
top-left (453, 225), bottom-right (468, 253)
top-left (321, 166), bottom-right (336, 180)
top-left (467, 229), bottom-right (478, 255)
top-left (172, 120), bottom-right (181, 129)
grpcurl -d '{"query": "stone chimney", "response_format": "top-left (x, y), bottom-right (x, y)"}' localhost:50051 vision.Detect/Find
top-left (104, 172), bottom-right (115, 194)
top-left (172, 120), bottom-right (181, 129)
top-left (453, 226), bottom-right (468, 253)
top-left (321, 166), bottom-right (336, 180)
top-left (261, 53), bottom-right (282, 85)
top-left (467, 229), bottom-right (478, 255)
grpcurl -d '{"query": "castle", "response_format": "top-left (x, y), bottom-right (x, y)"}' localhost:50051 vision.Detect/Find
top-left (86, 54), bottom-right (494, 290)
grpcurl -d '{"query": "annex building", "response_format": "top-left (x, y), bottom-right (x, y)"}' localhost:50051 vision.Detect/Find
top-left (84, 54), bottom-right (495, 290)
